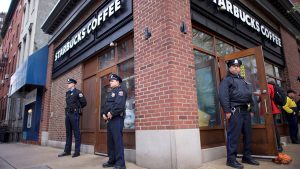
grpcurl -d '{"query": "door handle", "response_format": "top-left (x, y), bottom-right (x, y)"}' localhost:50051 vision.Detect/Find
top-left (264, 99), bottom-right (269, 114)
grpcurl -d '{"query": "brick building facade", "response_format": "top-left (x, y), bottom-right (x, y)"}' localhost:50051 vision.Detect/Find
top-left (0, 0), bottom-right (23, 140)
top-left (40, 0), bottom-right (300, 169)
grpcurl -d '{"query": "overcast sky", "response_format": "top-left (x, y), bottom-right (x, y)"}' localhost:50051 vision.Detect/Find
top-left (0, 0), bottom-right (12, 13)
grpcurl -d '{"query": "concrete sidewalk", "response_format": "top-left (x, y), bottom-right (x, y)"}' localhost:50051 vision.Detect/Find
top-left (0, 143), bottom-right (144, 169)
top-left (198, 144), bottom-right (300, 169)
top-left (0, 143), bottom-right (299, 169)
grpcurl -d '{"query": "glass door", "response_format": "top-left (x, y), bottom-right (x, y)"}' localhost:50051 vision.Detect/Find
top-left (219, 46), bottom-right (277, 156)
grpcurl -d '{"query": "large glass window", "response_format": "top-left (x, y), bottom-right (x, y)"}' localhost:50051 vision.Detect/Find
top-left (98, 49), bottom-right (115, 70)
top-left (119, 59), bottom-right (135, 129)
top-left (216, 39), bottom-right (234, 56)
top-left (238, 56), bottom-right (264, 124)
top-left (117, 38), bottom-right (134, 61)
top-left (194, 50), bottom-right (220, 127)
top-left (192, 29), bottom-right (214, 53)
top-left (264, 61), bottom-right (286, 124)
top-left (192, 28), bottom-right (241, 128)
top-left (98, 36), bottom-right (135, 130)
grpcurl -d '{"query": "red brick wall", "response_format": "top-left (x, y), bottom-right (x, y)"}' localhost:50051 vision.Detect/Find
top-left (280, 27), bottom-right (300, 96)
top-left (0, 0), bottom-right (23, 122)
top-left (134, 0), bottom-right (198, 130)
top-left (39, 44), bottom-right (54, 143)
top-left (48, 65), bottom-right (83, 141)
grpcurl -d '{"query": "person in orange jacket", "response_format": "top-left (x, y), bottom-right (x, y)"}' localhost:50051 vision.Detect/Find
top-left (267, 80), bottom-right (283, 152)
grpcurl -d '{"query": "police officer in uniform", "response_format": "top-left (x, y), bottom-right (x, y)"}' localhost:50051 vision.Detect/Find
top-left (102, 74), bottom-right (127, 169)
top-left (58, 78), bottom-right (87, 158)
top-left (219, 59), bottom-right (259, 169)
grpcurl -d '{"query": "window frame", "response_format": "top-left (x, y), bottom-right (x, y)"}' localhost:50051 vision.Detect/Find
top-left (192, 26), bottom-right (244, 129)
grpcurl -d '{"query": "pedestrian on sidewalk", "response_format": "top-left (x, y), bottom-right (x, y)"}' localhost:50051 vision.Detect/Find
top-left (58, 78), bottom-right (87, 158)
top-left (283, 89), bottom-right (300, 144)
top-left (267, 80), bottom-right (284, 152)
top-left (219, 59), bottom-right (259, 169)
top-left (101, 74), bottom-right (127, 169)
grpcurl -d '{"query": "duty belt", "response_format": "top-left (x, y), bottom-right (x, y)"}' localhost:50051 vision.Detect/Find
top-left (65, 108), bottom-right (79, 113)
top-left (231, 104), bottom-right (249, 113)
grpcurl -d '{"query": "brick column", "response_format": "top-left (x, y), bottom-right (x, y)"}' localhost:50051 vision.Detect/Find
top-left (280, 27), bottom-right (300, 96)
top-left (134, 0), bottom-right (202, 168)
top-left (39, 44), bottom-right (55, 145)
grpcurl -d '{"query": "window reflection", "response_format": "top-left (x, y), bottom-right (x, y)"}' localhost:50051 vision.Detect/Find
top-left (118, 37), bottom-right (134, 61)
top-left (98, 49), bottom-right (115, 70)
top-left (264, 62), bottom-right (274, 76)
top-left (216, 39), bottom-right (234, 56)
top-left (192, 29), bottom-right (214, 53)
top-left (239, 56), bottom-right (264, 124)
top-left (194, 50), bottom-right (220, 127)
top-left (119, 59), bottom-right (135, 129)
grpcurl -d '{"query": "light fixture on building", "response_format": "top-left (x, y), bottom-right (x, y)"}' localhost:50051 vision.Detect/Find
top-left (110, 42), bottom-right (117, 47)
top-left (180, 21), bottom-right (187, 34)
top-left (28, 109), bottom-right (33, 114)
top-left (144, 27), bottom-right (152, 40)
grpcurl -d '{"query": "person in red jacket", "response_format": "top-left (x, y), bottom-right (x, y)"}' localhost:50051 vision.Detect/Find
top-left (267, 80), bottom-right (283, 152)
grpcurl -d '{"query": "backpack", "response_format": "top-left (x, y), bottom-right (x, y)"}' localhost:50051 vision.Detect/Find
top-left (273, 84), bottom-right (287, 106)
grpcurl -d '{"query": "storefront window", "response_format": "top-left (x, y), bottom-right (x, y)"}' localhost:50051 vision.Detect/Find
top-left (194, 50), bottom-right (220, 127)
top-left (265, 62), bottom-right (286, 124)
top-left (98, 48), bottom-right (115, 70)
top-left (118, 37), bottom-right (134, 61)
top-left (192, 29), bottom-right (214, 53)
top-left (194, 50), bottom-right (213, 64)
top-left (216, 39), bottom-right (234, 56)
top-left (119, 59), bottom-right (135, 129)
top-left (265, 62), bottom-right (274, 76)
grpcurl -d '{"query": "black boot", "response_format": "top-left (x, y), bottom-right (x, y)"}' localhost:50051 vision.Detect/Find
top-left (114, 166), bottom-right (126, 169)
top-left (102, 162), bottom-right (115, 168)
top-left (72, 152), bottom-right (80, 158)
top-left (58, 152), bottom-right (71, 157)
top-left (226, 160), bottom-right (244, 169)
top-left (242, 157), bottom-right (259, 165)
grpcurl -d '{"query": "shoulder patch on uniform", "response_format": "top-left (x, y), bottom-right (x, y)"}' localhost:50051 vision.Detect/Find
top-left (118, 91), bottom-right (123, 96)
top-left (79, 93), bottom-right (83, 97)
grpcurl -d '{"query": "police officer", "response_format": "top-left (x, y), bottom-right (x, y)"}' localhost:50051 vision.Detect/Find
top-left (101, 74), bottom-right (127, 169)
top-left (58, 78), bottom-right (87, 158)
top-left (219, 59), bottom-right (259, 169)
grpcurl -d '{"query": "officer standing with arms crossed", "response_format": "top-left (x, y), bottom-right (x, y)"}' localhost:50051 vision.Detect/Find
top-left (219, 59), bottom-right (259, 169)
top-left (101, 74), bottom-right (127, 169)
top-left (58, 78), bottom-right (87, 158)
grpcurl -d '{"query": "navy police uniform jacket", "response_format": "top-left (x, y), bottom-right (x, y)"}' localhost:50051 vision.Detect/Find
top-left (101, 86), bottom-right (127, 118)
top-left (66, 88), bottom-right (87, 111)
top-left (219, 73), bottom-right (253, 113)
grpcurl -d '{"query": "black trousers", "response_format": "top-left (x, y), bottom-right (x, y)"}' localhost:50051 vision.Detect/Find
top-left (107, 116), bottom-right (125, 167)
top-left (286, 113), bottom-right (299, 143)
top-left (64, 111), bottom-right (81, 153)
top-left (272, 114), bottom-right (282, 149)
top-left (227, 108), bottom-right (252, 162)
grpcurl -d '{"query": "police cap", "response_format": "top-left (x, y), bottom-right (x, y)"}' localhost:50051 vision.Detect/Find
top-left (67, 78), bottom-right (77, 84)
top-left (109, 74), bottom-right (122, 83)
top-left (227, 59), bottom-right (242, 68)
